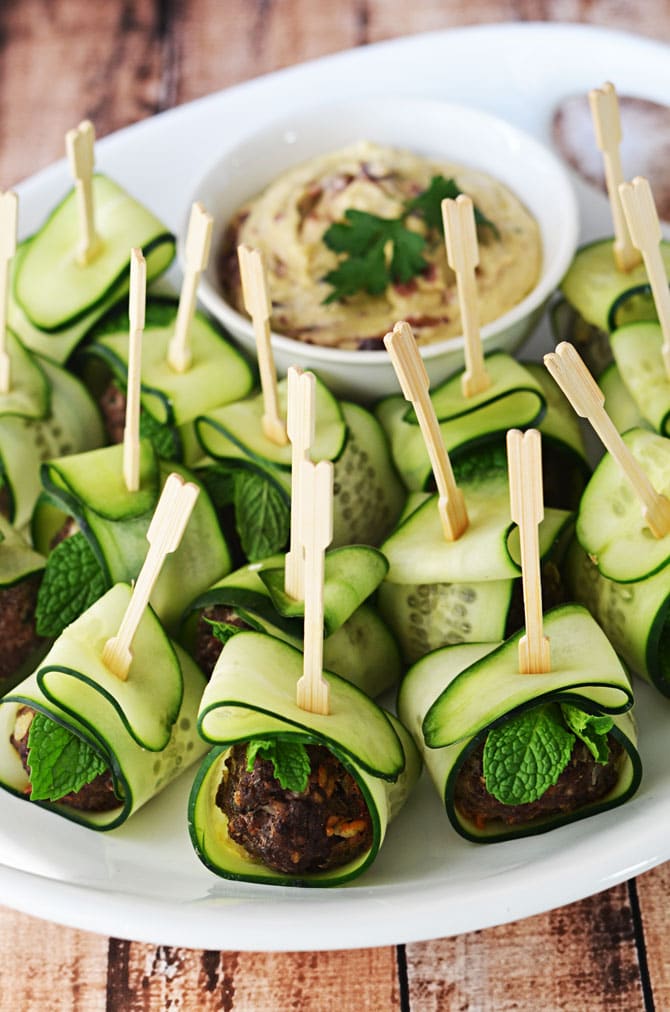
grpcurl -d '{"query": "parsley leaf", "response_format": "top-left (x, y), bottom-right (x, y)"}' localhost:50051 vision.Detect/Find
top-left (405, 174), bottom-right (500, 238)
top-left (234, 470), bottom-right (290, 561)
top-left (35, 532), bottom-right (107, 638)
top-left (203, 616), bottom-right (245, 647)
top-left (246, 738), bottom-right (311, 793)
top-left (482, 703), bottom-right (575, 806)
top-left (561, 703), bottom-right (613, 764)
top-left (27, 711), bottom-right (108, 802)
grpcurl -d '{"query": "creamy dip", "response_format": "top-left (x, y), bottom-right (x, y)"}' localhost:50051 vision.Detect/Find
top-left (219, 141), bottom-right (542, 350)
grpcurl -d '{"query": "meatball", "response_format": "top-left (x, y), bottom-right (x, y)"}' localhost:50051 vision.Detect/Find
top-left (193, 605), bottom-right (251, 678)
top-left (98, 380), bottom-right (126, 444)
top-left (455, 735), bottom-right (624, 830)
top-left (10, 706), bottom-right (119, 812)
top-left (0, 574), bottom-right (47, 681)
top-left (217, 742), bottom-right (373, 874)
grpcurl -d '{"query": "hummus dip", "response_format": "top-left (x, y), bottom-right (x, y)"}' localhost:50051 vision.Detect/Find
top-left (219, 141), bottom-right (542, 350)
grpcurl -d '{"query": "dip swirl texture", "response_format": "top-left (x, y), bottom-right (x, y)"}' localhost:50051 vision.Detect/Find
top-left (219, 141), bottom-right (542, 350)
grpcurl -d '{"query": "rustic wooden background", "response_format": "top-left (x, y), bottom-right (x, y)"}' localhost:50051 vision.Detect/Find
top-left (1, 2), bottom-right (669, 1010)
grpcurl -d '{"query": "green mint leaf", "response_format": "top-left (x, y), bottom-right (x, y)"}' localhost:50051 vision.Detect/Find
top-left (203, 616), bottom-right (244, 647)
top-left (36, 532), bottom-right (108, 638)
top-left (197, 464), bottom-right (237, 510)
top-left (139, 410), bottom-right (181, 461)
top-left (233, 470), bottom-right (290, 561)
top-left (561, 703), bottom-right (613, 764)
top-left (405, 173), bottom-right (501, 239)
top-left (246, 738), bottom-right (311, 793)
top-left (483, 703), bottom-right (575, 806)
top-left (27, 711), bottom-right (108, 802)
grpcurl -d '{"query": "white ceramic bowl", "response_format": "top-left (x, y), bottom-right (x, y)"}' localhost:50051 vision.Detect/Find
top-left (185, 97), bottom-right (579, 402)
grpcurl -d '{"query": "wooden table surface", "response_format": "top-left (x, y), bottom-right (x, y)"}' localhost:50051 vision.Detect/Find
top-left (1, 3), bottom-right (669, 1010)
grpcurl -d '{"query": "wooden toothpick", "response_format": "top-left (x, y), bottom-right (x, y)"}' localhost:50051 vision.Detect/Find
top-left (0, 190), bottom-right (18, 394)
top-left (167, 201), bottom-right (213, 373)
top-left (442, 195), bottom-right (491, 397)
top-left (618, 176), bottom-right (670, 377)
top-left (295, 459), bottom-right (332, 716)
top-left (102, 473), bottom-right (200, 679)
top-left (545, 341), bottom-right (670, 538)
top-left (507, 429), bottom-right (551, 675)
top-left (285, 366), bottom-right (316, 601)
top-left (384, 320), bottom-right (468, 540)
top-left (65, 119), bottom-right (100, 265)
top-left (237, 244), bottom-right (287, 445)
top-left (123, 248), bottom-right (146, 493)
top-left (588, 83), bottom-right (641, 272)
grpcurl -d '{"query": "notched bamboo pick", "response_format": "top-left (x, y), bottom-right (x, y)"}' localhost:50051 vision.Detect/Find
top-left (285, 365), bottom-right (316, 601)
top-left (65, 119), bottom-right (100, 266)
top-left (588, 82), bottom-right (641, 272)
top-left (545, 341), bottom-right (670, 538)
top-left (507, 428), bottom-right (551, 675)
top-left (123, 248), bottom-right (146, 493)
top-left (102, 472), bottom-right (200, 680)
top-left (442, 195), bottom-right (491, 397)
top-left (167, 201), bottom-right (213, 373)
top-left (384, 320), bottom-right (468, 540)
top-left (618, 176), bottom-right (670, 377)
top-left (295, 458), bottom-right (333, 716)
top-left (237, 243), bottom-right (287, 445)
top-left (0, 190), bottom-right (18, 394)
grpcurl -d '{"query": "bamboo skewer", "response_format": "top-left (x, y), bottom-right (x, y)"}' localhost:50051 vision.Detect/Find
top-left (65, 119), bottom-right (100, 266)
top-left (295, 458), bottom-right (332, 715)
top-left (0, 190), bottom-right (18, 394)
top-left (123, 248), bottom-right (146, 493)
top-left (589, 82), bottom-right (641, 272)
top-left (507, 428), bottom-right (551, 675)
top-left (442, 195), bottom-right (491, 397)
top-left (384, 320), bottom-right (468, 540)
top-left (285, 366), bottom-right (316, 601)
top-left (102, 472), bottom-right (199, 680)
top-left (237, 244), bottom-right (287, 445)
top-left (618, 176), bottom-right (670, 377)
top-left (545, 341), bottom-right (670, 538)
top-left (167, 201), bottom-right (213, 373)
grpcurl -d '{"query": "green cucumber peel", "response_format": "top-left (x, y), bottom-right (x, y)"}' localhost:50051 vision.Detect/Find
top-left (35, 532), bottom-right (108, 637)
top-left (246, 738), bottom-right (311, 792)
top-left (27, 710), bottom-right (108, 802)
top-left (483, 702), bottom-right (614, 806)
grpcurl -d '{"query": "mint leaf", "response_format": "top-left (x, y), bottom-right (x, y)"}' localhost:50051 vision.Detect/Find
top-left (36, 532), bottom-right (107, 637)
top-left (561, 703), bottom-right (612, 764)
top-left (405, 173), bottom-right (500, 239)
top-left (139, 410), bottom-right (180, 461)
top-left (203, 616), bottom-right (245, 646)
top-left (246, 738), bottom-right (311, 792)
top-left (27, 711), bottom-right (108, 802)
top-left (234, 470), bottom-right (290, 561)
top-left (197, 464), bottom-right (237, 510)
top-left (483, 703), bottom-right (575, 806)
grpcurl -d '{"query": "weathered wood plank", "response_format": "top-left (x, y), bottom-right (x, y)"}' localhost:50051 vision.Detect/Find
top-left (632, 862), bottom-right (670, 1008)
top-left (0, 906), bottom-right (108, 1012)
top-left (404, 883), bottom-right (646, 1011)
top-left (105, 940), bottom-right (401, 1010)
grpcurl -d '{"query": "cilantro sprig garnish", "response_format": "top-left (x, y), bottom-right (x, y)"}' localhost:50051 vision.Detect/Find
top-left (322, 174), bottom-right (499, 303)
top-left (482, 703), bottom-right (614, 807)
top-left (246, 738), bottom-right (311, 793)
top-left (27, 711), bottom-right (109, 802)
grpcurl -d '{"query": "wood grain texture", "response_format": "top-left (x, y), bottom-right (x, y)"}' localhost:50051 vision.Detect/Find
top-left (405, 883), bottom-right (646, 1011)
top-left (633, 862), bottom-right (670, 1008)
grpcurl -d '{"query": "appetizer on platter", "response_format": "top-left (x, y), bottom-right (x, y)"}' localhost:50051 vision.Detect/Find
top-left (219, 140), bottom-right (540, 350)
top-left (188, 630), bottom-right (421, 884)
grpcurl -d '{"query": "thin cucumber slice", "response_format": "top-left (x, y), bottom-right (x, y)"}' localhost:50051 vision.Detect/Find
top-left (600, 362), bottom-right (647, 434)
top-left (549, 295), bottom-right (613, 379)
top-left (560, 237), bottom-right (670, 333)
top-left (0, 329), bottom-right (50, 420)
top-left (0, 514), bottom-right (45, 587)
top-left (188, 712), bottom-right (420, 887)
top-left (0, 639), bottom-right (208, 830)
top-left (198, 631), bottom-right (404, 780)
top-left (15, 175), bottom-right (175, 331)
top-left (566, 538), bottom-right (670, 697)
top-left (422, 604), bottom-right (634, 748)
top-left (426, 352), bottom-right (544, 423)
top-left (610, 321), bottom-right (670, 435)
top-left (576, 427), bottom-right (670, 582)
top-left (82, 296), bottom-right (254, 426)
